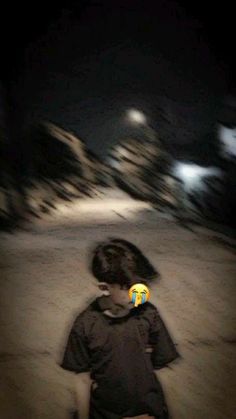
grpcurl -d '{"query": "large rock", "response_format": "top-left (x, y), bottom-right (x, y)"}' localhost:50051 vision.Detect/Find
top-left (108, 136), bottom-right (178, 210)
top-left (22, 121), bottom-right (112, 217)
top-left (0, 121), bottom-right (112, 228)
top-left (108, 134), bottom-right (236, 228)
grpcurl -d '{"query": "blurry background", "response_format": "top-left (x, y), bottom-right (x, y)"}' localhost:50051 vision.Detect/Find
top-left (0, 2), bottom-right (236, 419)
top-left (1, 0), bottom-right (236, 229)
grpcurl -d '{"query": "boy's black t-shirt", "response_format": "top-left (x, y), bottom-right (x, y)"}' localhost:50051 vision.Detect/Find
top-left (61, 296), bottom-right (179, 418)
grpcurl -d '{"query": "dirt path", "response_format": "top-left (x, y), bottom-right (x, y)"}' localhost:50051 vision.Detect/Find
top-left (1, 189), bottom-right (236, 419)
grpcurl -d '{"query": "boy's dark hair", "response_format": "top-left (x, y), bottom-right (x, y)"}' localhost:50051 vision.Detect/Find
top-left (91, 238), bottom-right (159, 287)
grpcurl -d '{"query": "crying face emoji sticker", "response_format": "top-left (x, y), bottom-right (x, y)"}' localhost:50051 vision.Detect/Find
top-left (128, 283), bottom-right (150, 307)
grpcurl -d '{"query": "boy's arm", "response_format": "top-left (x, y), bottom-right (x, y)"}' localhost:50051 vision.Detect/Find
top-left (149, 309), bottom-right (181, 370)
top-left (74, 372), bottom-right (92, 419)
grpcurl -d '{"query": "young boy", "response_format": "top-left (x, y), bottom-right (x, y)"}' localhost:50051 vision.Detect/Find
top-left (61, 238), bottom-right (180, 419)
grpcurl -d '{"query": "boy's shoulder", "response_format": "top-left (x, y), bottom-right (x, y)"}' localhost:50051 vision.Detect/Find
top-left (72, 298), bottom-right (106, 329)
top-left (139, 301), bottom-right (161, 321)
top-left (142, 301), bottom-right (159, 313)
top-left (72, 299), bottom-right (161, 331)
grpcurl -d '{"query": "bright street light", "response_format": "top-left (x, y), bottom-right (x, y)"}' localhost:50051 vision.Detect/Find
top-left (127, 109), bottom-right (147, 125)
top-left (174, 162), bottom-right (223, 190)
top-left (126, 108), bottom-right (161, 144)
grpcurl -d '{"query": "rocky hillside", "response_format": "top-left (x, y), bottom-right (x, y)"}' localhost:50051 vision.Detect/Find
top-left (0, 122), bottom-right (112, 229)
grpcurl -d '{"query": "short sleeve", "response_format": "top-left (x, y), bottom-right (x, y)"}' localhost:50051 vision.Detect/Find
top-left (149, 310), bottom-right (180, 370)
top-left (60, 317), bottom-right (91, 373)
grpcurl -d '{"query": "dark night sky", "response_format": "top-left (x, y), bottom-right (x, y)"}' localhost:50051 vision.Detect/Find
top-left (2, 0), bottom-right (236, 157)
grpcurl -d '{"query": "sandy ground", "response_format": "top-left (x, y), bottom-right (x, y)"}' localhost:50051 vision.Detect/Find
top-left (0, 188), bottom-right (236, 419)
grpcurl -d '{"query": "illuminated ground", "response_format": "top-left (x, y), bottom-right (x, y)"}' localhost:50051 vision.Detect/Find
top-left (0, 188), bottom-right (235, 419)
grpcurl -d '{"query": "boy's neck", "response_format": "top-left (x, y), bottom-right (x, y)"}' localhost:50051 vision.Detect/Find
top-left (104, 308), bottom-right (131, 318)
top-left (98, 295), bottom-right (131, 318)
